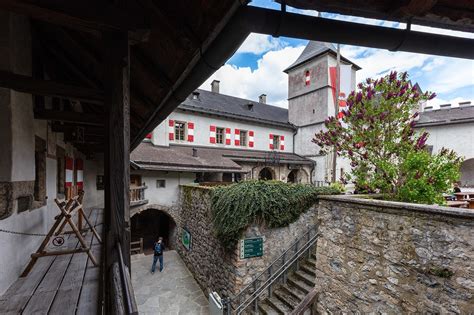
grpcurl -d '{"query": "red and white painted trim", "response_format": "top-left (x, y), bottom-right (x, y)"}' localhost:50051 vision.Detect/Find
top-left (76, 158), bottom-right (84, 190)
top-left (187, 122), bottom-right (194, 142)
top-left (305, 70), bottom-right (311, 86)
top-left (225, 128), bottom-right (231, 145)
top-left (280, 135), bottom-right (285, 151)
top-left (65, 157), bottom-right (74, 188)
top-left (249, 131), bottom-right (254, 148)
top-left (168, 120), bottom-right (174, 141)
top-left (234, 129), bottom-right (240, 146)
top-left (269, 134), bottom-right (274, 150)
top-left (209, 125), bottom-right (216, 144)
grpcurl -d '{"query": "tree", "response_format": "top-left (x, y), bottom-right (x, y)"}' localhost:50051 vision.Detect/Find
top-left (313, 71), bottom-right (462, 204)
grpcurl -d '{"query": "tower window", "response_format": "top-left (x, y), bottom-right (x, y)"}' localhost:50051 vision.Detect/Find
top-left (305, 70), bottom-right (310, 86)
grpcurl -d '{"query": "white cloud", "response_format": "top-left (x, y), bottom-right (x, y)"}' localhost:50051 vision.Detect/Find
top-left (236, 34), bottom-right (288, 54)
top-left (200, 45), bottom-right (305, 108)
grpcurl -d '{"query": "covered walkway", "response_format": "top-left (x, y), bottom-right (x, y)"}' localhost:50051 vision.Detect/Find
top-left (131, 250), bottom-right (209, 315)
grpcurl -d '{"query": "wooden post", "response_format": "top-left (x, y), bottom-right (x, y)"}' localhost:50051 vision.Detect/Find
top-left (103, 30), bottom-right (131, 274)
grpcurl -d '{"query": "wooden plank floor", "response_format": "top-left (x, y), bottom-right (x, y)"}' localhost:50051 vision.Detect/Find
top-left (0, 208), bottom-right (103, 315)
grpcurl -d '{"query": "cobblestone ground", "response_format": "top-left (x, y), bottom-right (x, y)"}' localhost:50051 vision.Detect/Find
top-left (131, 250), bottom-right (210, 315)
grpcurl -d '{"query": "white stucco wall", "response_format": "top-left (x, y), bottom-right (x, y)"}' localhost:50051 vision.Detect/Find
top-left (150, 111), bottom-right (295, 153)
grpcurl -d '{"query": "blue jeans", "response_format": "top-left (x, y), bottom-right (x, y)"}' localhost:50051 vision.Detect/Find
top-left (151, 255), bottom-right (163, 273)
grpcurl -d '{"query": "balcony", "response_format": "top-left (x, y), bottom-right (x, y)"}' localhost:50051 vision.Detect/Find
top-left (130, 185), bottom-right (148, 207)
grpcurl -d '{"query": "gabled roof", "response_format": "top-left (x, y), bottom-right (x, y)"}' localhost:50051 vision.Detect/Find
top-left (179, 89), bottom-right (293, 129)
top-left (416, 106), bottom-right (474, 127)
top-left (284, 41), bottom-right (361, 73)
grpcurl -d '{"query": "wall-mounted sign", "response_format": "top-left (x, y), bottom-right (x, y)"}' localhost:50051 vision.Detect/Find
top-left (240, 237), bottom-right (263, 259)
top-left (182, 228), bottom-right (192, 251)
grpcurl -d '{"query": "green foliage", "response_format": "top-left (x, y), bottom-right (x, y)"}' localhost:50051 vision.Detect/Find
top-left (211, 180), bottom-right (339, 250)
top-left (313, 71), bottom-right (463, 204)
top-left (330, 182), bottom-right (346, 193)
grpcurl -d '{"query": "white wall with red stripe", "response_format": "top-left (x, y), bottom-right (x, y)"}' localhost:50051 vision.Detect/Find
top-left (148, 111), bottom-right (294, 152)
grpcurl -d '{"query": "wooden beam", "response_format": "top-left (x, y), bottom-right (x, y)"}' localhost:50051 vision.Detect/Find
top-left (0, 70), bottom-right (104, 104)
top-left (51, 123), bottom-right (104, 136)
top-left (0, 0), bottom-right (149, 34)
top-left (34, 110), bottom-right (103, 125)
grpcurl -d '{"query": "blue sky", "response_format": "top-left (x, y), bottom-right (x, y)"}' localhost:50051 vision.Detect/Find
top-left (201, 0), bottom-right (474, 108)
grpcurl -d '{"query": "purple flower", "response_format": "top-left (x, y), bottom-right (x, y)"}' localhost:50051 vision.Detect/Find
top-left (367, 88), bottom-right (374, 100)
top-left (358, 82), bottom-right (364, 89)
top-left (386, 92), bottom-right (394, 100)
top-left (415, 132), bottom-right (428, 149)
top-left (366, 78), bottom-right (372, 84)
top-left (348, 149), bottom-right (353, 157)
top-left (396, 80), bottom-right (401, 88)
top-left (356, 92), bottom-right (363, 102)
top-left (413, 92), bottom-right (419, 98)
top-left (429, 92), bottom-right (437, 100)
top-left (412, 112), bottom-right (419, 119)
top-left (389, 71), bottom-right (397, 82)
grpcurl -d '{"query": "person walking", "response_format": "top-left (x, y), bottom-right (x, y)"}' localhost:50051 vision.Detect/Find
top-left (151, 237), bottom-right (165, 274)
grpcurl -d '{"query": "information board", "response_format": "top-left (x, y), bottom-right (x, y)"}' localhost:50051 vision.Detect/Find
top-left (240, 237), bottom-right (263, 259)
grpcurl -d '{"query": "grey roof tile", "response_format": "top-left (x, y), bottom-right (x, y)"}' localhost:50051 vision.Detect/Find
top-left (416, 106), bottom-right (474, 127)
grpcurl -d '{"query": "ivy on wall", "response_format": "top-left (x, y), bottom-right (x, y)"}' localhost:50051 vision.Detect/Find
top-left (211, 180), bottom-right (340, 250)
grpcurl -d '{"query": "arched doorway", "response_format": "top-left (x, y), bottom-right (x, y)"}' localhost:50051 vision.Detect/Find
top-left (131, 209), bottom-right (177, 254)
top-left (259, 167), bottom-right (274, 180)
top-left (287, 169), bottom-right (298, 183)
top-left (460, 158), bottom-right (474, 187)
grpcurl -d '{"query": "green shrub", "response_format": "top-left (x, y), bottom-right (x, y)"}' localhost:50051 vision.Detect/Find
top-left (211, 180), bottom-right (340, 250)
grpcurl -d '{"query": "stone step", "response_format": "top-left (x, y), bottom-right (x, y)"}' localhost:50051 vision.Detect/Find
top-left (258, 300), bottom-right (280, 315)
top-left (274, 288), bottom-right (300, 310)
top-left (306, 258), bottom-right (317, 266)
top-left (287, 276), bottom-right (313, 294)
top-left (281, 281), bottom-right (306, 301)
top-left (294, 270), bottom-right (316, 287)
top-left (266, 296), bottom-right (292, 314)
top-left (300, 264), bottom-right (316, 277)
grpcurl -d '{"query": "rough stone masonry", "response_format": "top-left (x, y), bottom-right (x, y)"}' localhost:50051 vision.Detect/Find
top-left (315, 195), bottom-right (474, 314)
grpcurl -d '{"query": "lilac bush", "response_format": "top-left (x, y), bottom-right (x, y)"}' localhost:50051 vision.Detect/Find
top-left (313, 71), bottom-right (462, 204)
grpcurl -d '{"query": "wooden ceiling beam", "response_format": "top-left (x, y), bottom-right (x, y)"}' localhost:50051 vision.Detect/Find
top-left (34, 110), bottom-right (103, 125)
top-left (0, 0), bottom-right (149, 35)
top-left (0, 70), bottom-right (104, 104)
top-left (50, 123), bottom-right (104, 136)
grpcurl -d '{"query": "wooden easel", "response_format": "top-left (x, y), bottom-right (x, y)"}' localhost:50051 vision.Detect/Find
top-left (20, 192), bottom-right (101, 277)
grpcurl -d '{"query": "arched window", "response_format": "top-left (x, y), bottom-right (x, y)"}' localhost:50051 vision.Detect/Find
top-left (305, 70), bottom-right (310, 86)
top-left (259, 167), bottom-right (274, 181)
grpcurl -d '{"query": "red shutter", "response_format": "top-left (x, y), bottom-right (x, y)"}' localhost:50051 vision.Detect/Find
top-left (280, 135), bottom-right (285, 151)
top-left (235, 129), bottom-right (240, 146)
top-left (269, 134), bottom-right (274, 150)
top-left (145, 133), bottom-right (152, 139)
top-left (225, 128), bottom-right (231, 145)
top-left (169, 120), bottom-right (174, 141)
top-left (249, 131), bottom-right (254, 148)
top-left (187, 122), bottom-right (194, 142)
top-left (210, 125), bottom-right (216, 143)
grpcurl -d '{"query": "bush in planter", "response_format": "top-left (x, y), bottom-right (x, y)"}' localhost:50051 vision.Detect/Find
top-left (211, 180), bottom-right (340, 250)
top-left (313, 71), bottom-right (462, 204)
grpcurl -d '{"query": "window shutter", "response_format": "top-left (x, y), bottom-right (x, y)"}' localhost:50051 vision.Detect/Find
top-left (145, 133), bottom-right (152, 139)
top-left (187, 122), bottom-right (194, 142)
top-left (280, 135), bottom-right (285, 150)
top-left (225, 128), bottom-right (231, 145)
top-left (249, 131), bottom-right (254, 148)
top-left (269, 134), bottom-right (274, 150)
top-left (76, 158), bottom-right (84, 190)
top-left (234, 129), bottom-right (240, 146)
top-left (169, 120), bottom-right (174, 141)
top-left (210, 125), bottom-right (216, 143)
top-left (65, 157), bottom-right (74, 188)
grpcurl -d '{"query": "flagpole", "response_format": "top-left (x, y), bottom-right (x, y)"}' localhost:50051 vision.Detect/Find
top-left (332, 43), bottom-right (341, 183)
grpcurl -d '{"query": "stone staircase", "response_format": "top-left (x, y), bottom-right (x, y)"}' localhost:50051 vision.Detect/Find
top-left (257, 253), bottom-right (317, 314)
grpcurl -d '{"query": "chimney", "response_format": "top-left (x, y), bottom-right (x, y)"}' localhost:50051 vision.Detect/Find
top-left (459, 101), bottom-right (471, 107)
top-left (192, 148), bottom-right (198, 157)
top-left (259, 94), bottom-right (266, 104)
top-left (424, 105), bottom-right (433, 111)
top-left (211, 80), bottom-right (220, 93)
top-left (439, 103), bottom-right (451, 109)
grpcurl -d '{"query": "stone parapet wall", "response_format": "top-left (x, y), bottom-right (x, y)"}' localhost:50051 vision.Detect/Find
top-left (176, 185), bottom-right (318, 298)
top-left (315, 195), bottom-right (474, 314)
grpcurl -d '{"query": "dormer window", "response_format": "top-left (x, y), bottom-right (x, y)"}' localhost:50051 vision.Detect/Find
top-left (192, 91), bottom-right (200, 100)
top-left (247, 103), bottom-right (254, 111)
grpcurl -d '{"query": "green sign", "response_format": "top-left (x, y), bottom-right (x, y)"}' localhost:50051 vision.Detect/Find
top-left (182, 228), bottom-right (191, 251)
top-left (240, 237), bottom-right (263, 259)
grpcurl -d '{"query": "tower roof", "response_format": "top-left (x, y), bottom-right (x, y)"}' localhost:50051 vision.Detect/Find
top-left (284, 41), bottom-right (361, 73)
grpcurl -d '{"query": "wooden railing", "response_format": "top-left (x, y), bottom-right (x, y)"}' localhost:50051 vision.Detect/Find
top-left (130, 238), bottom-right (143, 255)
top-left (130, 185), bottom-right (148, 206)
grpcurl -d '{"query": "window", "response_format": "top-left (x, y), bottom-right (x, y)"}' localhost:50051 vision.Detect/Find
top-left (175, 121), bottom-right (186, 141)
top-left (273, 135), bottom-right (280, 150)
top-left (216, 127), bottom-right (224, 144)
top-left (56, 145), bottom-right (65, 196)
top-left (96, 175), bottom-right (104, 190)
top-left (34, 136), bottom-right (47, 208)
top-left (240, 130), bottom-right (247, 147)
top-left (156, 180), bottom-right (166, 188)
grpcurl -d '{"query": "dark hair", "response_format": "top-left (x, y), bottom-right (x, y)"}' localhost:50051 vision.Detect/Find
top-left (158, 237), bottom-right (163, 241)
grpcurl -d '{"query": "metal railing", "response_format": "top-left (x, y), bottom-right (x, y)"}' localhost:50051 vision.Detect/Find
top-left (224, 225), bottom-right (318, 314)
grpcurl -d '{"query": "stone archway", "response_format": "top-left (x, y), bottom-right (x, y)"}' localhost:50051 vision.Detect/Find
top-left (131, 207), bottom-right (178, 254)
top-left (259, 167), bottom-right (274, 180)
top-left (287, 169), bottom-right (298, 183)
top-left (460, 158), bottom-right (474, 187)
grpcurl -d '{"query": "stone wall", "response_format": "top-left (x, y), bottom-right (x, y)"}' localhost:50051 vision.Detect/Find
top-left (315, 195), bottom-right (474, 314)
top-left (176, 185), bottom-right (318, 298)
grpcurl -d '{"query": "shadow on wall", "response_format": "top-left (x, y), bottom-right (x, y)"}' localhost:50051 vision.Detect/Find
top-left (131, 209), bottom-right (177, 254)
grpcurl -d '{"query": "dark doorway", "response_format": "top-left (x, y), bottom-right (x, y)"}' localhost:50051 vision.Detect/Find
top-left (131, 209), bottom-right (177, 255)
top-left (288, 169), bottom-right (299, 183)
top-left (259, 167), bottom-right (274, 180)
